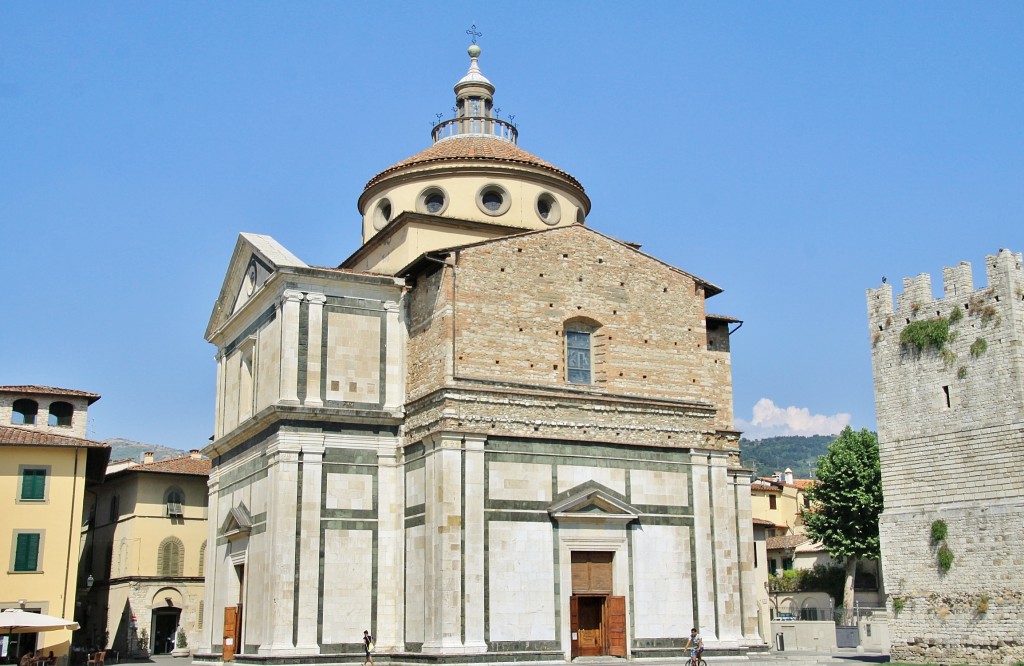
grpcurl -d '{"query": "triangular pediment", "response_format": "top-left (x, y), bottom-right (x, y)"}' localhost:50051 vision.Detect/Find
top-left (220, 502), bottom-right (253, 540)
top-left (205, 233), bottom-right (307, 340)
top-left (548, 483), bottom-right (640, 525)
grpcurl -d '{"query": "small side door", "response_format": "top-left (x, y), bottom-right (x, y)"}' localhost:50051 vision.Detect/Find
top-left (223, 606), bottom-right (238, 661)
top-left (606, 596), bottom-right (627, 657)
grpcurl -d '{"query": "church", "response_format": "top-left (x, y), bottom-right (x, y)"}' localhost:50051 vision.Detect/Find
top-left (198, 42), bottom-right (761, 664)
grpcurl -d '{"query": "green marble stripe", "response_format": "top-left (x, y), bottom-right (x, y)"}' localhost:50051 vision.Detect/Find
top-left (324, 295), bottom-right (387, 311)
top-left (404, 514), bottom-right (425, 529)
top-left (485, 499), bottom-right (550, 512)
top-left (322, 508), bottom-right (377, 520)
top-left (223, 305), bottom-right (277, 356)
top-left (486, 641), bottom-right (560, 652)
top-left (483, 511), bottom-right (553, 523)
top-left (632, 504), bottom-right (693, 516)
top-left (218, 466), bottom-right (269, 494)
top-left (550, 462), bottom-right (560, 645)
top-left (689, 461), bottom-right (699, 629)
top-left (707, 459), bottom-right (720, 638)
top-left (323, 448), bottom-right (380, 465)
top-left (635, 515), bottom-right (694, 527)
top-left (404, 503), bottom-right (425, 518)
top-left (297, 298), bottom-right (309, 403)
top-left (460, 442), bottom-right (467, 645)
top-left (633, 637), bottom-right (690, 648)
top-left (292, 461), bottom-right (304, 646)
top-left (321, 519), bottom-right (378, 529)
top-left (486, 437), bottom-right (700, 464)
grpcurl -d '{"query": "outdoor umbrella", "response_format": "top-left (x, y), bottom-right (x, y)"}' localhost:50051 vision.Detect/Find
top-left (0, 609), bottom-right (79, 634)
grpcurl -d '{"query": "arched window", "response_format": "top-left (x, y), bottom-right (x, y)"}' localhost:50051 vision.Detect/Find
top-left (47, 401), bottom-right (74, 427)
top-left (165, 487), bottom-right (185, 517)
top-left (157, 537), bottom-right (184, 576)
top-left (12, 399), bottom-right (38, 425)
top-left (198, 540), bottom-right (207, 577)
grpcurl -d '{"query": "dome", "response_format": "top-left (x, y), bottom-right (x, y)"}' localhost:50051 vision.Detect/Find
top-left (364, 136), bottom-right (584, 194)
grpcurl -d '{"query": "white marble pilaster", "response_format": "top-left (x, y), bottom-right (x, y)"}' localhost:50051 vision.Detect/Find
top-left (689, 451), bottom-right (717, 640)
top-left (303, 293), bottom-right (327, 406)
top-left (259, 439), bottom-right (301, 654)
top-left (709, 454), bottom-right (743, 642)
top-left (383, 301), bottom-right (404, 411)
top-left (295, 440), bottom-right (325, 651)
top-left (421, 432), bottom-right (467, 653)
top-left (200, 471), bottom-right (221, 652)
top-left (213, 350), bottom-right (225, 439)
top-left (376, 446), bottom-right (405, 652)
top-left (279, 290), bottom-right (304, 405)
top-left (462, 434), bottom-right (487, 653)
top-left (730, 472), bottom-right (761, 640)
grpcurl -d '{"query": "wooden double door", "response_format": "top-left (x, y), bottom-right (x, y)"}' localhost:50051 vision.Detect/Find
top-left (570, 552), bottom-right (626, 658)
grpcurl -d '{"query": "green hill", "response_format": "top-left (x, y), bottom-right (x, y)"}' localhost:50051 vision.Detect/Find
top-left (739, 434), bottom-right (837, 479)
top-left (105, 438), bottom-right (188, 464)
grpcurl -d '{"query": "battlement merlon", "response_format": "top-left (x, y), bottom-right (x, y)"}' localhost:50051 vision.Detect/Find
top-left (867, 248), bottom-right (1024, 324)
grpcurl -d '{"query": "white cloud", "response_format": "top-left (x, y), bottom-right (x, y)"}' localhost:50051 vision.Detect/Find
top-left (735, 398), bottom-right (851, 439)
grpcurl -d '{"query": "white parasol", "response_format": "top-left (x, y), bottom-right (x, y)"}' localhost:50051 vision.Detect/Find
top-left (0, 609), bottom-right (80, 634)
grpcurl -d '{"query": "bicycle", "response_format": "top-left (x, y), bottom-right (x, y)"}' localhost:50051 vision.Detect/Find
top-left (688, 648), bottom-right (706, 666)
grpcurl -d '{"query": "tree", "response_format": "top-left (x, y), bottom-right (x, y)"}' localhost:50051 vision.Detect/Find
top-left (802, 426), bottom-right (883, 622)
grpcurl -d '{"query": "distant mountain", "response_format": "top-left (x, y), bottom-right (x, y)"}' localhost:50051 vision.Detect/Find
top-left (739, 434), bottom-right (837, 479)
top-left (104, 438), bottom-right (188, 464)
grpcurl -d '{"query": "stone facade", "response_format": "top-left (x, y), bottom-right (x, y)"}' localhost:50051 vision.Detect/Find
top-left (198, 45), bottom-right (762, 665)
top-left (867, 248), bottom-right (1024, 664)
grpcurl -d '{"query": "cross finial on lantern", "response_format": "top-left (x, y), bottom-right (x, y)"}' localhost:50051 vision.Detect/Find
top-left (466, 24), bottom-right (482, 45)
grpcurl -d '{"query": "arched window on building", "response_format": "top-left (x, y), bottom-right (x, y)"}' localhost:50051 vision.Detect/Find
top-left (165, 487), bottom-right (185, 517)
top-left (47, 401), bottom-right (74, 427)
top-left (157, 537), bottom-right (185, 576)
top-left (198, 540), bottom-right (207, 577)
top-left (12, 399), bottom-right (38, 425)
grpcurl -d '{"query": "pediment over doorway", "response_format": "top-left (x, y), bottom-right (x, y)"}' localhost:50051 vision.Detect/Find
top-left (547, 484), bottom-right (639, 525)
top-left (220, 502), bottom-right (253, 540)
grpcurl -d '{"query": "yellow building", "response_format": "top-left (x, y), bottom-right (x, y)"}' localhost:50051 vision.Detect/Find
top-left (0, 385), bottom-right (109, 664)
top-left (83, 451), bottom-right (209, 657)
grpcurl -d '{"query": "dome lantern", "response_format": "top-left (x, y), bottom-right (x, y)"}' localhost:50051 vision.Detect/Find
top-left (432, 44), bottom-right (518, 144)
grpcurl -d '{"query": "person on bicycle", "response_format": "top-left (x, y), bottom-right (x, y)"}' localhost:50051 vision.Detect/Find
top-left (685, 627), bottom-right (704, 664)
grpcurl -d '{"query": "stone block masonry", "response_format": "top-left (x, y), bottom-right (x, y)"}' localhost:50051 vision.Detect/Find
top-left (866, 248), bottom-right (1024, 664)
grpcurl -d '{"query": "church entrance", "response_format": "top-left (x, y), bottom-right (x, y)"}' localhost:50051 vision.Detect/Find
top-left (569, 552), bottom-right (626, 659)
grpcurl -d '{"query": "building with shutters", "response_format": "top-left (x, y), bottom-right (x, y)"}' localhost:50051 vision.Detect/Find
top-left (82, 451), bottom-right (210, 656)
top-left (0, 385), bottom-right (109, 664)
top-left (198, 43), bottom-right (762, 664)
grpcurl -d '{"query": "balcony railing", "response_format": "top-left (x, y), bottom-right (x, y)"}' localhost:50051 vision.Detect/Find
top-left (431, 116), bottom-right (518, 144)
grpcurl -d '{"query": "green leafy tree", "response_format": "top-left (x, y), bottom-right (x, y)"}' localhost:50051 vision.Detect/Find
top-left (802, 426), bottom-right (883, 622)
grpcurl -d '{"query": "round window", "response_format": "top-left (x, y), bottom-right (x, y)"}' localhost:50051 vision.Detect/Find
top-left (576, 208), bottom-right (586, 224)
top-left (536, 192), bottom-right (561, 225)
top-left (372, 198), bottom-right (393, 231)
top-left (476, 184), bottom-right (511, 216)
top-left (417, 186), bottom-right (449, 215)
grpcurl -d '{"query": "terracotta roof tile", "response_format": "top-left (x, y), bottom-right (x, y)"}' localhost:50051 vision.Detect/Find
top-left (125, 456), bottom-right (211, 476)
top-left (0, 425), bottom-right (108, 448)
top-left (365, 136), bottom-right (584, 192)
top-left (0, 385), bottom-right (101, 404)
top-left (766, 534), bottom-right (811, 550)
top-left (752, 517), bottom-right (777, 527)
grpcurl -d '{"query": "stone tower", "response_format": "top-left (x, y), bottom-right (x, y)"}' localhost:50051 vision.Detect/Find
top-left (866, 248), bottom-right (1024, 664)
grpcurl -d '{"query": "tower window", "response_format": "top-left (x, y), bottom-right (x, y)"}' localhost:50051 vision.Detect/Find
top-left (476, 184), bottom-right (511, 216)
top-left (372, 198), bottom-right (393, 231)
top-left (12, 399), bottom-right (38, 425)
top-left (47, 401), bottom-right (73, 427)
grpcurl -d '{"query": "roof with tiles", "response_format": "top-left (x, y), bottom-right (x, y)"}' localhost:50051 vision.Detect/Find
top-left (119, 456), bottom-right (211, 476)
top-left (364, 136), bottom-right (584, 192)
top-left (752, 517), bottom-right (777, 527)
top-left (0, 385), bottom-right (101, 404)
top-left (0, 424), bottom-right (107, 448)
top-left (766, 534), bottom-right (812, 551)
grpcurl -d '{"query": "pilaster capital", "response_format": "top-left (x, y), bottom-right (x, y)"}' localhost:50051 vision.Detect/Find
top-left (282, 289), bottom-right (305, 304)
top-left (305, 292), bottom-right (327, 305)
top-left (383, 300), bottom-right (401, 312)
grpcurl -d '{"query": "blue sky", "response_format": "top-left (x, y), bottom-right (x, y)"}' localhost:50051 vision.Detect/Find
top-left (1, 2), bottom-right (1020, 447)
